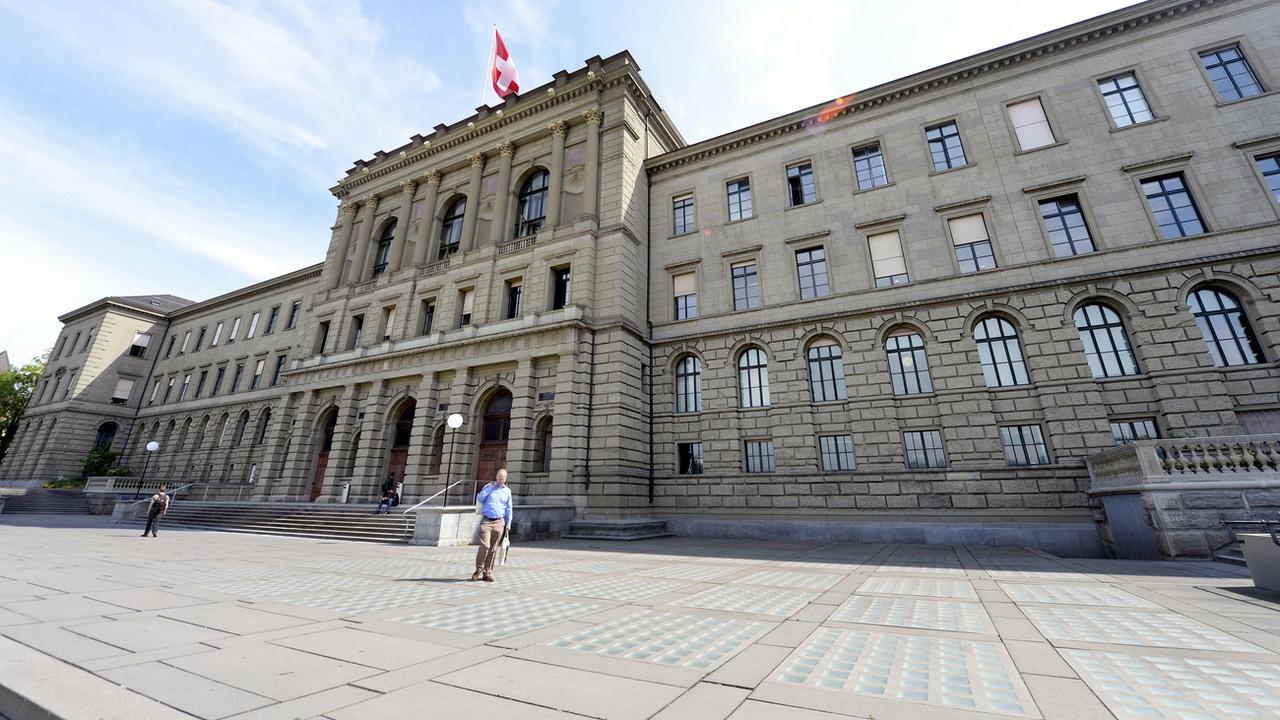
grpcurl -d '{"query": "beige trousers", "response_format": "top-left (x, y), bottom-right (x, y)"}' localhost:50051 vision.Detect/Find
top-left (475, 518), bottom-right (506, 573)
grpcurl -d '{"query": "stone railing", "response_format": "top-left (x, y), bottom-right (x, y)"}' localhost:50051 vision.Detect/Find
top-left (497, 236), bottom-right (536, 255)
top-left (1087, 434), bottom-right (1280, 493)
top-left (417, 259), bottom-right (450, 278)
top-left (349, 278), bottom-right (378, 295)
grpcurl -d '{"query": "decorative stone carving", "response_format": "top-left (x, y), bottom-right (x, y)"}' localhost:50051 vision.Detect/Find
top-left (549, 120), bottom-right (569, 137)
top-left (361, 194), bottom-right (379, 209)
top-left (422, 170), bottom-right (443, 185)
top-left (340, 203), bottom-right (359, 216)
top-left (583, 107), bottom-right (603, 124)
top-left (497, 141), bottom-right (516, 158)
top-left (469, 153), bottom-right (486, 168)
top-left (399, 180), bottom-right (417, 195)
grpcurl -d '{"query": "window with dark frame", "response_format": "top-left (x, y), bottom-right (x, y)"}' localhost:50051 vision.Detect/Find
top-left (677, 442), bottom-right (704, 475)
top-left (786, 163), bottom-right (817, 206)
top-left (265, 306), bottom-right (280, 334)
top-left (439, 198), bottom-right (466, 259)
top-left (1188, 287), bottom-right (1264, 366)
top-left (672, 194), bottom-right (694, 234)
top-left (1199, 45), bottom-right (1263, 101)
top-left (795, 247), bottom-right (830, 299)
top-left (737, 347), bottom-right (770, 408)
top-left (381, 305), bottom-right (396, 342)
top-left (1141, 173), bottom-right (1205, 239)
top-left (673, 272), bottom-right (697, 320)
top-left (731, 261), bottom-right (761, 310)
top-left (194, 371), bottom-right (207, 398)
top-left (675, 355), bottom-right (702, 413)
top-left (926, 122), bottom-right (967, 171)
top-left (516, 170), bottom-right (550, 237)
top-left (348, 314), bottom-right (364, 349)
top-left (505, 279), bottom-right (523, 319)
top-left (109, 380), bottom-right (133, 407)
top-left (230, 364), bottom-right (244, 393)
top-left (904, 430), bottom-right (947, 469)
top-left (1039, 196), bottom-right (1095, 257)
top-left (1257, 154), bottom-right (1280, 203)
top-left (948, 214), bottom-right (997, 273)
top-left (726, 178), bottom-right (752, 221)
top-left (743, 440), bottom-right (775, 473)
top-left (853, 144), bottom-right (889, 190)
top-left (807, 341), bottom-right (847, 402)
top-left (1111, 419), bottom-right (1159, 444)
top-left (271, 355), bottom-right (287, 386)
top-left (315, 321), bottom-right (330, 354)
top-left (372, 220), bottom-right (396, 276)
top-left (179, 374), bottom-right (191, 401)
top-left (420, 300), bottom-right (436, 335)
top-left (211, 367), bottom-right (226, 396)
top-left (1098, 72), bottom-right (1154, 127)
top-left (459, 289), bottom-right (474, 327)
top-left (193, 327), bottom-right (205, 352)
top-left (250, 359), bottom-right (265, 390)
top-left (1074, 304), bottom-right (1139, 378)
top-left (128, 332), bottom-right (151, 358)
top-left (164, 335), bottom-right (176, 359)
top-left (869, 230), bottom-right (909, 287)
top-left (285, 300), bottom-right (302, 329)
top-left (819, 435), bottom-right (856, 471)
top-left (551, 267), bottom-right (571, 310)
top-left (1007, 98), bottom-right (1056, 151)
top-left (886, 331), bottom-right (934, 395)
top-left (974, 316), bottom-right (1030, 387)
top-left (1000, 425), bottom-right (1051, 466)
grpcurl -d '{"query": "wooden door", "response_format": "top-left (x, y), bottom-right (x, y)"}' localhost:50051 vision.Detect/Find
top-left (310, 454), bottom-right (328, 501)
top-left (388, 448), bottom-right (408, 488)
top-left (475, 445), bottom-right (508, 499)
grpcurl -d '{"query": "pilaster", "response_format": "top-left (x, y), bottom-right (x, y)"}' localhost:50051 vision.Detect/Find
top-left (547, 121), bottom-right (568, 229)
top-left (320, 385), bottom-right (361, 501)
top-left (489, 142), bottom-right (516, 246)
top-left (459, 154), bottom-right (486, 254)
top-left (402, 383), bottom-right (437, 502)
top-left (506, 360), bottom-right (539, 490)
top-left (411, 171), bottom-right (443, 266)
top-left (324, 204), bottom-right (358, 290)
top-left (351, 380), bottom-right (393, 500)
top-left (280, 391), bottom-right (322, 496)
top-left (389, 181), bottom-right (416, 273)
top-left (347, 196), bottom-right (380, 283)
top-left (442, 369), bottom-right (476, 505)
top-left (583, 107), bottom-right (602, 221)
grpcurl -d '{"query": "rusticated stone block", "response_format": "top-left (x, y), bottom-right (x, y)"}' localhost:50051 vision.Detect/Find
top-left (1181, 492), bottom-right (1245, 510)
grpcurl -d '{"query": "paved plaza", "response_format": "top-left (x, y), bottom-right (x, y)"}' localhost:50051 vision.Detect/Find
top-left (1, 516), bottom-right (1279, 720)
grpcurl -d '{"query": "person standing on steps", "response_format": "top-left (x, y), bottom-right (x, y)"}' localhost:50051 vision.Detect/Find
top-left (472, 468), bottom-right (513, 582)
top-left (142, 485), bottom-right (169, 537)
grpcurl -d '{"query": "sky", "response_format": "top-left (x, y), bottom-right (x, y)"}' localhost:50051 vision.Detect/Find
top-left (0, 0), bottom-right (1138, 366)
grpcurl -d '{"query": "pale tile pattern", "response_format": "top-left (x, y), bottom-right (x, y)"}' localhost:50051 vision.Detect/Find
top-left (831, 596), bottom-right (995, 634)
top-left (549, 609), bottom-right (772, 669)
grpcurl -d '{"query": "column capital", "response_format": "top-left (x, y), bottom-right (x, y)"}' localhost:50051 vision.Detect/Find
top-left (583, 107), bottom-right (603, 124)
top-left (497, 141), bottom-right (516, 158)
top-left (549, 120), bottom-right (569, 137)
top-left (398, 179), bottom-right (417, 195)
top-left (340, 203), bottom-right (359, 217)
top-left (468, 152), bottom-right (487, 168)
top-left (360, 194), bottom-right (379, 210)
top-left (422, 169), bottom-right (443, 185)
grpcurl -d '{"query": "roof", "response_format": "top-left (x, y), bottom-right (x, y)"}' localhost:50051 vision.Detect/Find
top-left (108, 295), bottom-right (194, 314)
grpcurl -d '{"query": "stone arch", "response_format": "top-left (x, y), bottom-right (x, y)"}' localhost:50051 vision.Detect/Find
top-left (1061, 287), bottom-right (1143, 326)
top-left (797, 326), bottom-right (848, 354)
top-left (473, 386), bottom-right (514, 496)
top-left (726, 337), bottom-right (774, 368)
top-left (92, 421), bottom-right (119, 451)
top-left (383, 397), bottom-right (417, 489)
top-left (252, 407), bottom-right (272, 446)
top-left (961, 303), bottom-right (1033, 339)
top-left (1175, 270), bottom-right (1266, 310)
top-left (532, 414), bottom-right (554, 473)
top-left (232, 410), bottom-right (251, 447)
top-left (873, 316), bottom-right (936, 346)
top-left (307, 406), bottom-right (340, 502)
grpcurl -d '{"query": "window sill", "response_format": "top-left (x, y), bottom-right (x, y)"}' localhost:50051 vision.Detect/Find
top-left (893, 392), bottom-right (938, 400)
top-left (853, 181), bottom-right (895, 196)
top-left (1108, 115), bottom-right (1168, 134)
top-left (785, 199), bottom-right (822, 212)
top-left (928, 162), bottom-right (976, 178)
top-left (1012, 140), bottom-right (1068, 157)
top-left (1216, 89), bottom-right (1278, 108)
top-left (724, 216), bottom-right (758, 227)
top-left (668, 229), bottom-right (700, 240)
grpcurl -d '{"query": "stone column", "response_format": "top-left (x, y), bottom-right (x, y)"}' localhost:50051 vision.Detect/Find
top-left (442, 369), bottom-right (476, 505)
top-left (321, 385), bottom-right (361, 501)
top-left (324, 203), bottom-right (358, 290)
top-left (254, 396), bottom-right (296, 500)
top-left (351, 380), bottom-right (393, 500)
top-left (506, 360), bottom-right (539, 493)
top-left (547, 121), bottom-right (568, 229)
top-left (488, 142), bottom-right (516, 246)
top-left (411, 171), bottom-right (442, 266)
top-left (280, 392), bottom-right (321, 497)
top-left (582, 107), bottom-right (602, 221)
top-left (459, 154), bottom-right (486, 254)
top-left (402, 383), bottom-right (437, 502)
top-left (346, 196), bottom-right (380, 283)
top-left (389, 180), bottom-right (416, 273)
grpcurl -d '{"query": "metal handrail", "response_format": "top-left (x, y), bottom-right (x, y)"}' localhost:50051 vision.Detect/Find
top-left (123, 482), bottom-right (200, 522)
top-left (401, 478), bottom-right (474, 538)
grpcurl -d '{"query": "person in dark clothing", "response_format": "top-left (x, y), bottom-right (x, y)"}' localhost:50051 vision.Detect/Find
top-left (142, 485), bottom-right (169, 537)
top-left (375, 475), bottom-right (396, 514)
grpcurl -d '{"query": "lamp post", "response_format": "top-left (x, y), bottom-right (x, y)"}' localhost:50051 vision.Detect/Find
top-left (442, 413), bottom-right (464, 506)
top-left (134, 441), bottom-right (160, 499)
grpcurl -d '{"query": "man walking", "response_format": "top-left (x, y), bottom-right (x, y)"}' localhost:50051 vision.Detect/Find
top-left (141, 485), bottom-right (169, 537)
top-left (472, 468), bottom-right (513, 582)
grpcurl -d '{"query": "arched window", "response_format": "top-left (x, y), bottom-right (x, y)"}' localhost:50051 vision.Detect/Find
top-left (232, 411), bottom-right (250, 447)
top-left (427, 425), bottom-right (445, 474)
top-left (1188, 287), bottom-right (1263, 367)
top-left (515, 170), bottom-right (550, 237)
top-left (675, 356), bottom-right (702, 413)
top-left (93, 422), bottom-right (118, 451)
top-left (534, 417), bottom-right (553, 473)
top-left (807, 339), bottom-right (847, 402)
top-left (738, 347), bottom-right (771, 408)
top-left (886, 330), bottom-right (933, 395)
top-left (1074, 303), bottom-right (1139, 378)
top-left (439, 197), bottom-right (465, 259)
top-left (253, 408), bottom-right (272, 446)
top-left (177, 418), bottom-right (192, 450)
top-left (974, 316), bottom-right (1029, 387)
top-left (372, 219), bottom-right (396, 276)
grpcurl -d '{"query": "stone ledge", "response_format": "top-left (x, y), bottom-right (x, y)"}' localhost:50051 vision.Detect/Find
top-left (563, 518), bottom-right (673, 541)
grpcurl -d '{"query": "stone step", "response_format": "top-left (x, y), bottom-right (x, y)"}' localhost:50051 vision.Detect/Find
top-left (562, 518), bottom-right (672, 541)
top-left (119, 501), bottom-right (415, 544)
top-left (2, 489), bottom-right (92, 514)
top-left (1215, 546), bottom-right (1248, 567)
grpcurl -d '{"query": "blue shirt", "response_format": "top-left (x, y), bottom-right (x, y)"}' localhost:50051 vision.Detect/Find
top-left (477, 484), bottom-right (513, 525)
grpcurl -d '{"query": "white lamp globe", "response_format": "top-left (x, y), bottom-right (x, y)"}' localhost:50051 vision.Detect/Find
top-left (446, 413), bottom-right (464, 429)
top-left (146, 441), bottom-right (160, 452)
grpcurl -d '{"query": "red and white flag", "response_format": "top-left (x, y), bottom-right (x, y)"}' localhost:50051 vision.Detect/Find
top-left (491, 28), bottom-right (520, 98)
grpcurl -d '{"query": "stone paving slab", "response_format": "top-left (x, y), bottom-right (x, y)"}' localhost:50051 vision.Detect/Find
top-left (2, 516), bottom-right (1275, 720)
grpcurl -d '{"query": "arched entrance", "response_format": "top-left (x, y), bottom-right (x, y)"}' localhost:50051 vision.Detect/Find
top-left (386, 399), bottom-right (416, 492)
top-left (310, 408), bottom-right (338, 501)
top-left (475, 388), bottom-right (512, 496)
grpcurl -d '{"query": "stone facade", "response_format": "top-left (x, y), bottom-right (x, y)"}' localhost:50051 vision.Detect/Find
top-left (3, 0), bottom-right (1279, 556)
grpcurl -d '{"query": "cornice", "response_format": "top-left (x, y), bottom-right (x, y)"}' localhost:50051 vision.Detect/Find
top-left (169, 264), bottom-right (323, 320)
top-left (645, 0), bottom-right (1219, 176)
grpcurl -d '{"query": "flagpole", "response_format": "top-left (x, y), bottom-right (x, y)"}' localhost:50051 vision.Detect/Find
top-left (480, 25), bottom-right (495, 107)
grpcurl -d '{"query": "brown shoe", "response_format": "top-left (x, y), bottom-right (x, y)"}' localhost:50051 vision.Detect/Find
top-left (483, 573), bottom-right (494, 582)
top-left (470, 571), bottom-right (482, 581)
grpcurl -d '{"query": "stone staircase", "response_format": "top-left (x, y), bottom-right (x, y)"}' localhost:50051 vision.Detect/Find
top-left (119, 501), bottom-right (415, 544)
top-left (563, 517), bottom-right (673, 541)
top-left (0, 488), bottom-right (92, 515)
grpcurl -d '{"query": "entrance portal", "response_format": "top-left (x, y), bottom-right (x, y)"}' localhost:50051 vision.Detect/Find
top-left (311, 409), bottom-right (337, 502)
top-left (386, 399), bottom-right (415, 494)
top-left (474, 389), bottom-right (512, 498)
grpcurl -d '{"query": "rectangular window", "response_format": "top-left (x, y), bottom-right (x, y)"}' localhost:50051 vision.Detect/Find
top-left (1000, 425), bottom-right (1051, 466)
top-left (673, 272), bottom-right (697, 320)
top-left (731, 261), bottom-right (761, 310)
top-left (128, 332), bottom-right (151, 358)
top-left (50, 375), bottom-right (61, 400)
top-left (1007, 98), bottom-right (1055, 151)
top-left (250, 359), bottom-right (265, 390)
top-left (315, 321), bottom-right (330, 354)
top-left (1098, 72), bottom-right (1154, 127)
top-left (265, 305), bottom-right (280, 334)
top-left (149, 378), bottom-right (161, 403)
top-left (179, 331), bottom-right (191, 354)
top-left (1039, 196), bottom-right (1095, 257)
top-left (71, 332), bottom-right (81, 353)
top-left (1141, 173), bottom-right (1205, 239)
top-left (194, 371), bottom-right (207, 398)
top-left (228, 317), bottom-right (241, 343)
top-left (53, 337), bottom-right (66, 360)
top-left (786, 162), bottom-right (817, 206)
top-left (926, 121), bottom-right (967, 171)
top-left (246, 311), bottom-right (261, 339)
top-left (1111, 419), bottom-right (1159, 445)
top-left (164, 335), bottom-right (176, 359)
top-left (795, 247), bottom-right (830, 300)
top-left (459, 290), bottom-right (474, 327)
top-left (82, 327), bottom-right (95, 352)
top-left (271, 355), bottom-right (287, 386)
top-left (193, 326), bottom-right (206, 352)
top-left (904, 430), bottom-right (946, 469)
top-left (211, 367), bottom-right (226, 396)
top-left (672, 194), bottom-right (694, 235)
top-left (230, 364), bottom-right (244, 393)
top-left (211, 322), bottom-right (223, 347)
top-left (743, 440), bottom-right (776, 473)
top-left (62, 372), bottom-right (75, 399)
top-left (37, 380), bottom-right (47, 403)
top-left (506, 279), bottom-right (523, 319)
top-left (948, 214), bottom-right (997, 273)
top-left (677, 442), bottom-right (704, 475)
top-left (348, 314), bottom-right (364, 348)
top-left (853, 144), bottom-right (889, 191)
top-left (285, 300), bottom-right (302, 330)
top-left (110, 378), bottom-right (134, 406)
top-left (178, 374), bottom-right (191, 401)
top-left (381, 305), bottom-right (396, 342)
top-left (1200, 45), bottom-right (1263, 101)
top-left (819, 435), bottom-right (856, 471)
top-left (420, 300), bottom-right (436, 335)
top-left (552, 267), bottom-right (571, 310)
top-left (869, 230), bottom-right (909, 287)
top-left (726, 178), bottom-right (752, 221)
top-left (1257, 154), bottom-right (1280, 204)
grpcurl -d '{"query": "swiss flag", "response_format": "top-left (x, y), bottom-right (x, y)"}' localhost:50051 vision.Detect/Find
top-left (491, 28), bottom-right (520, 98)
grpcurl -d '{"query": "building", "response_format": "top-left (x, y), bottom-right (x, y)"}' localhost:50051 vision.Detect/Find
top-left (3, 0), bottom-right (1279, 557)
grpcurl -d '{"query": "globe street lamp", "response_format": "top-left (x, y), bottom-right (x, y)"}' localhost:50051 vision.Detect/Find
top-left (134, 441), bottom-right (160, 499)
top-left (442, 413), bottom-right (464, 506)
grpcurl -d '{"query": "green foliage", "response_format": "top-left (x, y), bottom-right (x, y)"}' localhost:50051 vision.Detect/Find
top-left (0, 352), bottom-right (47, 465)
top-left (79, 446), bottom-right (132, 478)
top-left (42, 478), bottom-right (87, 489)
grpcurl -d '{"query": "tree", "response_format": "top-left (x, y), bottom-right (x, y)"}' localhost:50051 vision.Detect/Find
top-left (0, 352), bottom-right (48, 466)
top-left (79, 446), bottom-right (132, 478)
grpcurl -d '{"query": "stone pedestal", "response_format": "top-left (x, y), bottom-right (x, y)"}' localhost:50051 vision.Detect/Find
top-left (410, 500), bottom-right (577, 545)
top-left (1242, 533), bottom-right (1280, 592)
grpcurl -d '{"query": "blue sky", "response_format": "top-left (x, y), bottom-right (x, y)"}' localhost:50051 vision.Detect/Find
top-left (0, 0), bottom-right (1135, 365)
